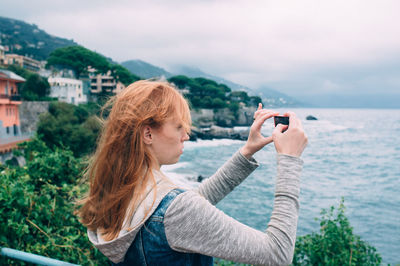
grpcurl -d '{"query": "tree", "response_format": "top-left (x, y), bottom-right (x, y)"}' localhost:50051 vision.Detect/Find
top-left (249, 96), bottom-right (263, 107)
top-left (1, 65), bottom-right (51, 100)
top-left (46, 46), bottom-right (110, 78)
top-left (229, 91), bottom-right (250, 104)
top-left (168, 75), bottom-right (191, 89)
top-left (110, 64), bottom-right (141, 86)
top-left (293, 198), bottom-right (382, 265)
top-left (21, 73), bottom-right (50, 99)
top-left (37, 102), bottom-right (101, 157)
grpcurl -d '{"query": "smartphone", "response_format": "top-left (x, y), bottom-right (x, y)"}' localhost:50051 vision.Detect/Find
top-left (274, 116), bottom-right (289, 127)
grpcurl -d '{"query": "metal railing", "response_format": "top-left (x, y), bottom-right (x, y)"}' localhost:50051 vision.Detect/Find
top-left (10, 95), bottom-right (22, 101)
top-left (0, 94), bottom-right (21, 101)
top-left (0, 247), bottom-right (80, 266)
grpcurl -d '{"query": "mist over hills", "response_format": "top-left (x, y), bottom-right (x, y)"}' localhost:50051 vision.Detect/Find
top-left (121, 60), bottom-right (172, 79)
top-left (122, 60), bottom-right (302, 107)
top-left (298, 93), bottom-right (400, 109)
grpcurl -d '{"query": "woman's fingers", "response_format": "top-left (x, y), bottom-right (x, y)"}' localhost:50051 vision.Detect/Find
top-left (252, 111), bottom-right (279, 131)
top-left (284, 111), bottom-right (300, 129)
top-left (273, 112), bottom-right (308, 157)
top-left (273, 124), bottom-right (289, 136)
top-left (253, 106), bottom-right (276, 121)
top-left (262, 135), bottom-right (274, 145)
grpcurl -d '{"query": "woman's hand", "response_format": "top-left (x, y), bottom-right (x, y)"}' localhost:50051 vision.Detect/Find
top-left (272, 111), bottom-right (308, 157)
top-left (240, 104), bottom-right (279, 159)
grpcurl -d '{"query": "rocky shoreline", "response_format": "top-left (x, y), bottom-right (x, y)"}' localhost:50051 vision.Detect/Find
top-left (190, 125), bottom-right (249, 141)
top-left (189, 106), bottom-right (254, 141)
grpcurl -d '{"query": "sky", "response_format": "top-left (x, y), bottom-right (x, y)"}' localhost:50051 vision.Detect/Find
top-left (2, 0), bottom-right (400, 106)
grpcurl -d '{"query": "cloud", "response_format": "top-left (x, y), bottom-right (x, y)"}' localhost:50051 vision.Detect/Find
top-left (2, 0), bottom-right (400, 98)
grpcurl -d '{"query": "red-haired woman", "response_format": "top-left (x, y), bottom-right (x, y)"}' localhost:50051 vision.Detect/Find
top-left (78, 80), bottom-right (307, 265)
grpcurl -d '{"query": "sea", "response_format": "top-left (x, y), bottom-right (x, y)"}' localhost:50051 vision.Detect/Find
top-left (161, 108), bottom-right (400, 264)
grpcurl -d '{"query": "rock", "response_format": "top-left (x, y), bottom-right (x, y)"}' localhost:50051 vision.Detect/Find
top-left (191, 106), bottom-right (257, 128)
top-left (189, 125), bottom-right (249, 140)
top-left (208, 125), bottom-right (234, 139)
top-left (197, 175), bottom-right (206, 182)
top-left (306, 115), bottom-right (318, 120)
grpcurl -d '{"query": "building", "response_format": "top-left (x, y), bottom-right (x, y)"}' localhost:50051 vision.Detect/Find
top-left (90, 70), bottom-right (125, 95)
top-left (4, 54), bottom-right (41, 72)
top-left (0, 45), bottom-right (5, 66)
top-left (0, 69), bottom-right (28, 156)
top-left (48, 77), bottom-right (87, 105)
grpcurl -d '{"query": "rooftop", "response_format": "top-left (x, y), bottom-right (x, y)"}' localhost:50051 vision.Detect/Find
top-left (0, 69), bottom-right (26, 82)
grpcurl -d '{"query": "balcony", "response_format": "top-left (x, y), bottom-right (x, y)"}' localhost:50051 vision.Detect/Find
top-left (0, 94), bottom-right (22, 104)
top-left (10, 95), bottom-right (22, 101)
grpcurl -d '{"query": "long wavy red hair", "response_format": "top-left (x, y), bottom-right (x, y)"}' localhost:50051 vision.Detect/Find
top-left (77, 80), bottom-right (191, 241)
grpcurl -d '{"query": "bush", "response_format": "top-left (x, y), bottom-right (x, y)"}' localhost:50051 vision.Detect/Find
top-left (293, 198), bottom-right (382, 266)
top-left (37, 102), bottom-right (101, 157)
top-left (0, 138), bottom-right (108, 265)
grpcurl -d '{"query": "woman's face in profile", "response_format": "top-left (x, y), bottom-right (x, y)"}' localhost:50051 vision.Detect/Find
top-left (150, 117), bottom-right (190, 168)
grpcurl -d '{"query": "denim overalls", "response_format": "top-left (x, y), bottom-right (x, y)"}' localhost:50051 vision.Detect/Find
top-left (114, 188), bottom-right (213, 266)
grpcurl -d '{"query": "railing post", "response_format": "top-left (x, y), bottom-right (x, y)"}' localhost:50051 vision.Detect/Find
top-left (0, 247), bottom-right (80, 266)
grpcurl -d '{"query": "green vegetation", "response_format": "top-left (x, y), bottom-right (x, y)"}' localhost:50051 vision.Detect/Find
top-left (46, 46), bottom-right (109, 78)
top-left (37, 101), bottom-right (102, 157)
top-left (46, 46), bottom-right (141, 85)
top-left (0, 16), bottom-right (77, 60)
top-left (0, 138), bottom-right (108, 265)
top-left (1, 65), bottom-right (53, 101)
top-left (293, 198), bottom-right (382, 265)
top-left (168, 75), bottom-right (262, 111)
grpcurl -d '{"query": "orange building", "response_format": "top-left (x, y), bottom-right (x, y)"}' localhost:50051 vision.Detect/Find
top-left (0, 69), bottom-right (26, 155)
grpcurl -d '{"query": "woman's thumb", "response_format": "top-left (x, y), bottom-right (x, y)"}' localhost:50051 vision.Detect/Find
top-left (274, 124), bottom-right (288, 134)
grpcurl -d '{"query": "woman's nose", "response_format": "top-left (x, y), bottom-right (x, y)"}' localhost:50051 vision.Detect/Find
top-left (183, 132), bottom-right (190, 141)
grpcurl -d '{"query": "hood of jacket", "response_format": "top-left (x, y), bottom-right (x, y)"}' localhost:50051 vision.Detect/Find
top-left (87, 170), bottom-right (178, 263)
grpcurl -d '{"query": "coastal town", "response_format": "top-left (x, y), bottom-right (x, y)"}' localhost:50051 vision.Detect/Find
top-left (0, 43), bottom-right (261, 164)
top-left (0, 45), bottom-right (135, 163)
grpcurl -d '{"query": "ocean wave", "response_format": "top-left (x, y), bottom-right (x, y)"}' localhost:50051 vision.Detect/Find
top-left (160, 167), bottom-right (198, 189)
top-left (304, 120), bottom-right (349, 133)
top-left (161, 162), bottom-right (190, 171)
top-left (233, 126), bottom-right (250, 131)
top-left (184, 139), bottom-right (244, 148)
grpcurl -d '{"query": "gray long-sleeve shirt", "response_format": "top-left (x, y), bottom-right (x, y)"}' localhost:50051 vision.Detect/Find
top-left (88, 150), bottom-right (303, 265)
top-left (164, 151), bottom-right (303, 265)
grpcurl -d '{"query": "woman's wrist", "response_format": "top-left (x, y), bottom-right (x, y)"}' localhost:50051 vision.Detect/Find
top-left (240, 145), bottom-right (254, 159)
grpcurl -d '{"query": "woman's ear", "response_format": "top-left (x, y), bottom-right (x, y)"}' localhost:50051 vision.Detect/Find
top-left (143, 126), bottom-right (153, 145)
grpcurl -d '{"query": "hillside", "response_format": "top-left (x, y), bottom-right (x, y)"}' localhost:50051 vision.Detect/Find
top-left (0, 16), bottom-right (77, 60)
top-left (169, 65), bottom-right (301, 107)
top-left (121, 59), bottom-right (171, 79)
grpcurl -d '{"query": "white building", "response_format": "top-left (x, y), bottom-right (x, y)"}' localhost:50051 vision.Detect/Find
top-left (48, 77), bottom-right (87, 105)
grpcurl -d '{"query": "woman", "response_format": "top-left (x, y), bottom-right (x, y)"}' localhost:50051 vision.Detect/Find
top-left (78, 80), bottom-right (307, 265)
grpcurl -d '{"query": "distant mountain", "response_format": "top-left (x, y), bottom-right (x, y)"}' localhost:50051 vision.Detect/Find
top-left (297, 93), bottom-right (400, 108)
top-left (0, 16), bottom-right (77, 61)
top-left (171, 65), bottom-right (303, 107)
top-left (169, 65), bottom-right (247, 92)
top-left (256, 86), bottom-right (306, 107)
top-left (121, 59), bottom-right (172, 79)
top-left (121, 60), bottom-right (303, 107)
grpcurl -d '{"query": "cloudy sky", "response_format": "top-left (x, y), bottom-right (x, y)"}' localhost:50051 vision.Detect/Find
top-left (2, 0), bottom-right (400, 106)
